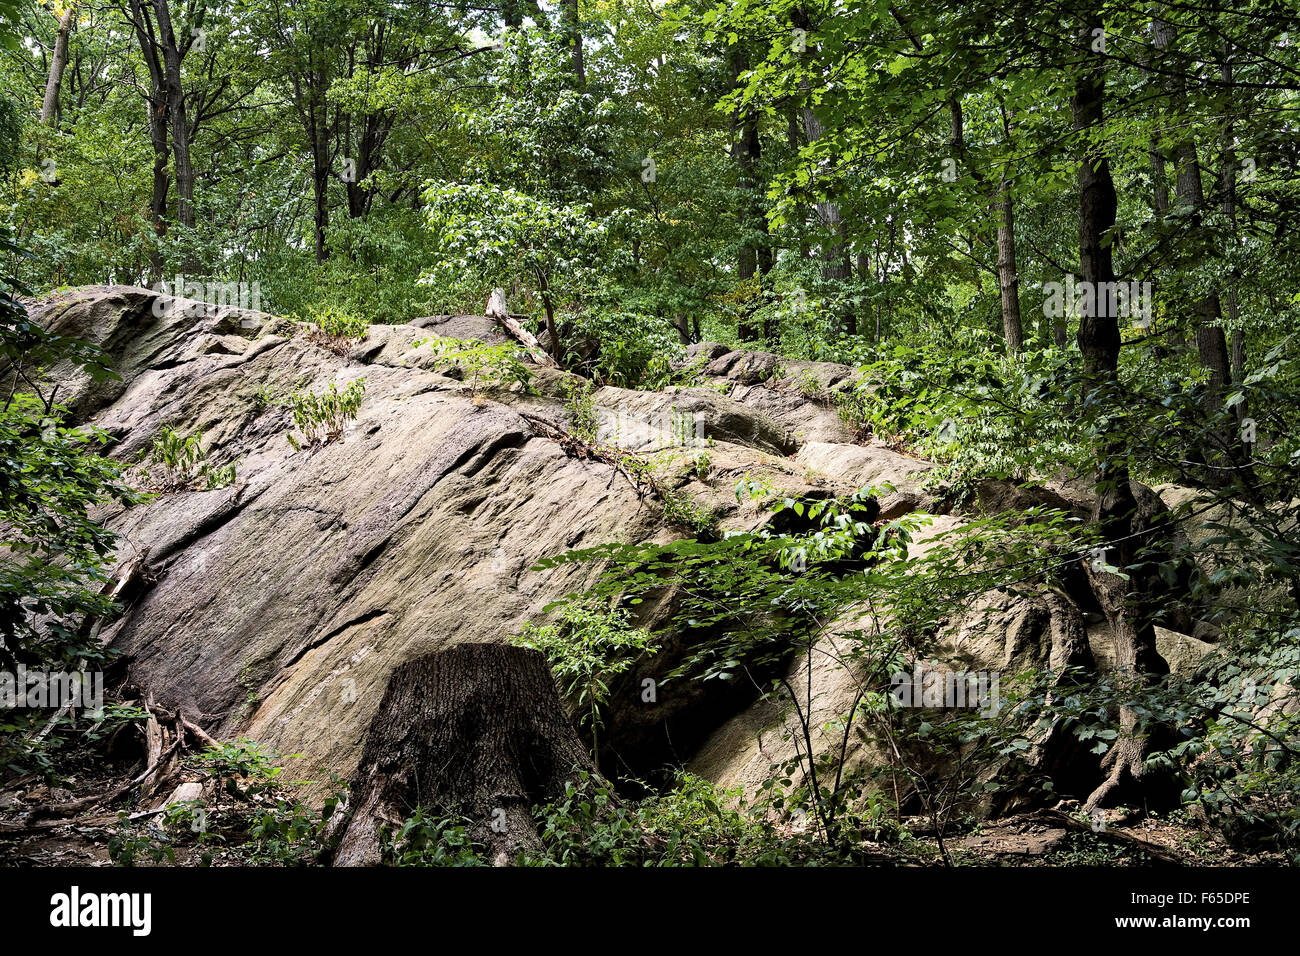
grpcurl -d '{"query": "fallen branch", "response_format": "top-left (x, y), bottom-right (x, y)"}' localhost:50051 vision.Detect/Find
top-left (1028, 808), bottom-right (1184, 866)
top-left (31, 735), bottom-right (184, 820)
top-left (181, 715), bottom-right (221, 750)
top-left (519, 411), bottom-right (663, 503)
top-left (486, 288), bottom-right (559, 368)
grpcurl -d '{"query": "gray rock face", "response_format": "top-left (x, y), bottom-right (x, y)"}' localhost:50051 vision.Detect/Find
top-left (27, 286), bottom-right (1211, 809)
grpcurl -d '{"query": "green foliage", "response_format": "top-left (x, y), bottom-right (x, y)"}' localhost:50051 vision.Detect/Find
top-left (516, 603), bottom-right (659, 763)
top-left (186, 740), bottom-right (285, 794)
top-left (141, 426), bottom-right (236, 492)
top-left (420, 337), bottom-right (532, 396)
top-left (1149, 622), bottom-right (1300, 857)
top-left (383, 808), bottom-right (491, 867)
top-left (562, 376), bottom-right (598, 442)
top-left (0, 285), bottom-right (142, 670)
top-left (108, 821), bottom-right (177, 867)
top-left (691, 452), bottom-right (712, 481)
top-left (287, 379), bottom-right (366, 449)
top-left (389, 772), bottom-right (887, 868)
top-left (108, 742), bottom-right (346, 866)
top-left (0, 703), bottom-right (147, 779)
top-left (420, 181), bottom-right (631, 341)
top-left (305, 305), bottom-right (369, 352)
top-left (659, 487), bottom-right (719, 538)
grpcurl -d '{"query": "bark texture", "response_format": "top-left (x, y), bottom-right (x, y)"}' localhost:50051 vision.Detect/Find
top-left (331, 644), bottom-right (597, 866)
top-left (40, 8), bottom-right (75, 126)
top-left (1073, 10), bottom-right (1168, 811)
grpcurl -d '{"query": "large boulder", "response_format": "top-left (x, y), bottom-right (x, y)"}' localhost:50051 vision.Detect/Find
top-left (28, 285), bottom-right (1132, 815)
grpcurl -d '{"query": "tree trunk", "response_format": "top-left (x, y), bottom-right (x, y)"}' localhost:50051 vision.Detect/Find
top-left (126, 0), bottom-right (170, 283)
top-left (311, 99), bottom-right (331, 263)
top-left (731, 44), bottom-right (768, 342)
top-left (146, 103), bottom-right (170, 283)
top-left (330, 644), bottom-right (598, 866)
top-left (1220, 54), bottom-right (1248, 441)
top-left (152, 0), bottom-right (194, 235)
top-left (1072, 11), bottom-right (1167, 811)
top-left (40, 8), bottom-right (75, 127)
top-left (562, 0), bottom-right (584, 85)
top-left (793, 11), bottom-right (852, 332)
top-left (1173, 143), bottom-right (1231, 416)
top-left (995, 172), bottom-right (1023, 353)
top-left (995, 103), bottom-right (1023, 353)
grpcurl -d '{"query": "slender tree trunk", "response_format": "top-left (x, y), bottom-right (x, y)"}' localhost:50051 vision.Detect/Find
top-left (310, 77), bottom-right (331, 263)
top-left (1072, 10), bottom-right (1167, 812)
top-left (126, 0), bottom-right (170, 282)
top-left (996, 103), bottom-right (1024, 353)
top-left (793, 10), bottom-right (852, 332)
top-left (146, 101), bottom-right (170, 282)
top-left (786, 105), bottom-right (810, 260)
top-left (731, 45), bottom-right (768, 341)
top-left (562, 0), bottom-right (584, 85)
top-left (152, 0), bottom-right (194, 234)
top-left (1149, 142), bottom-right (1171, 215)
top-left (40, 8), bottom-right (75, 126)
top-left (995, 172), bottom-right (1023, 353)
top-left (1173, 144), bottom-right (1232, 420)
top-left (1220, 54), bottom-right (1248, 442)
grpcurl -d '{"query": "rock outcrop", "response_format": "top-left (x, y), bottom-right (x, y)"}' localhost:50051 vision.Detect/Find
top-left (28, 286), bottom-right (1217, 811)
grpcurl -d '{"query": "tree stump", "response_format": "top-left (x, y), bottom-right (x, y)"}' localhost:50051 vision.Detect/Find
top-left (330, 643), bottom-right (597, 866)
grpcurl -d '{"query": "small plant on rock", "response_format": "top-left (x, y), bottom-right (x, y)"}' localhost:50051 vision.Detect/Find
top-left (306, 306), bottom-right (368, 354)
top-left (287, 379), bottom-right (366, 450)
top-left (140, 426), bottom-right (236, 492)
top-left (419, 337), bottom-right (532, 397)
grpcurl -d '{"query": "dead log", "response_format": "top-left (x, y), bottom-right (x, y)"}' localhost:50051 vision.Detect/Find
top-left (31, 735), bottom-right (183, 819)
top-left (1028, 808), bottom-right (1184, 866)
top-left (330, 643), bottom-right (599, 866)
top-left (180, 714), bottom-right (221, 751)
top-left (485, 288), bottom-right (559, 368)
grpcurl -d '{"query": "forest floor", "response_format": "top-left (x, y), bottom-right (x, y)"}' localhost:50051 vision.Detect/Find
top-left (1, 759), bottom-right (1284, 867)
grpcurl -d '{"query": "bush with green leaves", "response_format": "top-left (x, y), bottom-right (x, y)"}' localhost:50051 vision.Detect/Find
top-left (305, 305), bottom-right (368, 352)
top-left (387, 772), bottom-right (890, 868)
top-left (515, 604), bottom-right (659, 766)
top-left (382, 808), bottom-right (491, 867)
top-left (534, 490), bottom-right (1130, 853)
top-left (419, 181), bottom-right (633, 360)
top-left (107, 741), bottom-right (346, 866)
top-left (419, 337), bottom-right (532, 396)
top-left (0, 285), bottom-right (142, 675)
top-left (140, 425), bottom-right (236, 492)
top-left (287, 379), bottom-right (366, 449)
top-left (562, 376), bottom-right (598, 441)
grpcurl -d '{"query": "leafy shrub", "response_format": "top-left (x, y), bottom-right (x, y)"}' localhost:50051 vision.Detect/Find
top-left (108, 742), bottom-right (345, 866)
top-left (305, 305), bottom-right (368, 353)
top-left (516, 604), bottom-right (659, 763)
top-left (0, 390), bottom-right (142, 670)
top-left (140, 426), bottom-right (236, 491)
top-left (563, 376), bottom-right (598, 441)
top-left (383, 808), bottom-right (491, 866)
top-left (419, 337), bottom-right (532, 396)
top-left (287, 379), bottom-right (366, 449)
